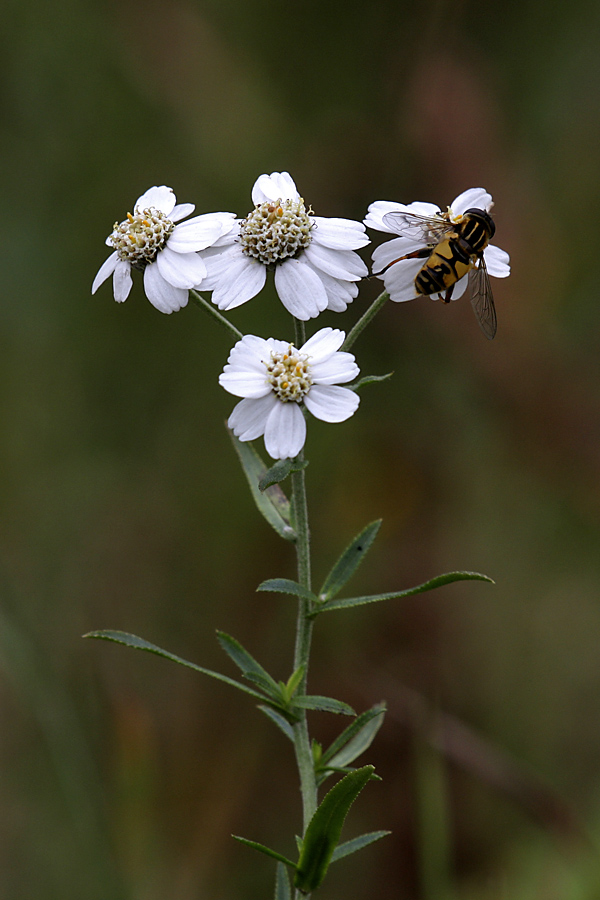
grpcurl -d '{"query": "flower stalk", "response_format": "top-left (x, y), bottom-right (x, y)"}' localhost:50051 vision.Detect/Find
top-left (342, 289), bottom-right (389, 351)
top-left (291, 314), bottom-right (318, 833)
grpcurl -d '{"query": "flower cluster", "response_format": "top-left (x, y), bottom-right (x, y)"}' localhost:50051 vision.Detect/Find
top-left (93, 175), bottom-right (511, 458)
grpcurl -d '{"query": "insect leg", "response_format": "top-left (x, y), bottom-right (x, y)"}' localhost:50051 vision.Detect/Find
top-left (440, 283), bottom-right (455, 304)
top-left (382, 246), bottom-right (431, 274)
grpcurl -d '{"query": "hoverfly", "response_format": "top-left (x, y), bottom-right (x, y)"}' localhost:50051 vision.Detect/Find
top-left (381, 206), bottom-right (498, 340)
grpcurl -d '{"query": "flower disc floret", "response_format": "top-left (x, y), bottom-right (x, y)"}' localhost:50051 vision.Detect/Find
top-left (266, 347), bottom-right (313, 402)
top-left (240, 198), bottom-right (313, 266)
top-left (111, 208), bottom-right (175, 267)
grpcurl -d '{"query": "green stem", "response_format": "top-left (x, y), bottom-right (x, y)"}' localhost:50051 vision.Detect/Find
top-left (291, 455), bottom-right (318, 834)
top-left (189, 289), bottom-right (243, 342)
top-left (341, 290), bottom-right (389, 351)
top-left (290, 317), bottom-right (317, 839)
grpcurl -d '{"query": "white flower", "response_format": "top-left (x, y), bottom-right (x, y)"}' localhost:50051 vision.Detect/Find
top-left (92, 185), bottom-right (235, 314)
top-left (219, 327), bottom-right (360, 460)
top-left (198, 172), bottom-right (370, 321)
top-left (364, 187), bottom-right (510, 304)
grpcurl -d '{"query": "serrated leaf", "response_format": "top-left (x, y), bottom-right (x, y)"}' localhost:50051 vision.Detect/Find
top-left (233, 835), bottom-right (296, 869)
top-left (330, 830), bottom-right (391, 862)
top-left (258, 705), bottom-right (295, 741)
top-left (321, 703), bottom-right (386, 769)
top-left (318, 571), bottom-right (495, 613)
top-left (257, 578), bottom-right (318, 603)
top-left (293, 695), bottom-right (355, 716)
top-left (216, 631), bottom-right (280, 699)
top-left (294, 765), bottom-right (375, 893)
top-left (318, 521), bottom-right (382, 603)
top-left (274, 862), bottom-right (292, 900)
top-left (228, 430), bottom-right (296, 541)
top-left (350, 372), bottom-right (394, 390)
top-left (83, 630), bottom-right (266, 701)
top-left (259, 457), bottom-right (309, 491)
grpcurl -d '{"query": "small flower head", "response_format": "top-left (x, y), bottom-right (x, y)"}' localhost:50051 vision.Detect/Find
top-left (219, 327), bottom-right (360, 460)
top-left (199, 172), bottom-right (369, 320)
top-left (364, 187), bottom-right (510, 306)
top-left (92, 186), bottom-right (235, 314)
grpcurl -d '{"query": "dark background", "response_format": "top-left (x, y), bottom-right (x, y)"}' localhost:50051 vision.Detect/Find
top-left (2, 1), bottom-right (600, 897)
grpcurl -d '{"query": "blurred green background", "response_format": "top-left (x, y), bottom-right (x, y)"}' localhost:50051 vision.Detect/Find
top-left (2, 0), bottom-right (600, 897)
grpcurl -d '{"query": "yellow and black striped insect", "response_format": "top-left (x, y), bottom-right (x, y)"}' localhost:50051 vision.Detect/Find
top-left (382, 207), bottom-right (497, 340)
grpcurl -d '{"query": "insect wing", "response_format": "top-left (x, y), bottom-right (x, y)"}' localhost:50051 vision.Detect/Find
top-left (382, 210), bottom-right (452, 244)
top-left (469, 257), bottom-right (497, 340)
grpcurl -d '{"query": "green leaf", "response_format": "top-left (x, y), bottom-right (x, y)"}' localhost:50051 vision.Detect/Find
top-left (233, 835), bottom-right (296, 870)
top-left (259, 457), bottom-right (309, 491)
top-left (274, 862), bottom-right (292, 900)
top-left (330, 830), bottom-right (391, 863)
top-left (283, 665), bottom-right (305, 701)
top-left (258, 705), bottom-right (295, 741)
top-left (227, 430), bottom-right (296, 541)
top-left (293, 695), bottom-right (356, 715)
top-left (318, 520), bottom-right (382, 602)
top-left (318, 571), bottom-right (495, 613)
top-left (216, 631), bottom-right (280, 699)
top-left (83, 630), bottom-right (266, 701)
top-left (350, 372), bottom-right (394, 390)
top-left (257, 578), bottom-right (319, 603)
top-left (294, 765), bottom-right (376, 893)
top-left (320, 703), bottom-right (386, 770)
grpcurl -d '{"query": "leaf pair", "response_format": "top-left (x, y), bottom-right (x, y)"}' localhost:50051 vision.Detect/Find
top-left (83, 629), bottom-right (355, 726)
top-left (234, 765), bottom-right (389, 894)
top-left (259, 518), bottom-right (494, 615)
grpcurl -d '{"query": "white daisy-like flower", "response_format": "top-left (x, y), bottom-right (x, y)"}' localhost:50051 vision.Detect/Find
top-left (198, 172), bottom-right (369, 321)
top-left (92, 185), bottom-right (236, 314)
top-left (219, 327), bottom-right (360, 460)
top-left (364, 187), bottom-right (510, 305)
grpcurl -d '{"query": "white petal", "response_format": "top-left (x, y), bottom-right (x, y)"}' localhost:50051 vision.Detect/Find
top-left (364, 201), bottom-right (403, 232)
top-left (365, 200), bottom-right (442, 233)
top-left (113, 260), bottom-right (133, 303)
top-left (252, 171), bottom-right (299, 205)
top-left (450, 188), bottom-right (492, 218)
top-left (228, 394), bottom-right (278, 441)
top-left (311, 216), bottom-right (370, 250)
top-left (171, 202), bottom-right (195, 222)
top-left (311, 353), bottom-right (358, 385)
top-left (483, 244), bottom-right (510, 277)
top-left (197, 244), bottom-right (239, 290)
top-left (168, 213), bottom-right (235, 253)
top-left (264, 401), bottom-right (306, 460)
top-left (323, 276), bottom-right (358, 312)
top-left (300, 327), bottom-right (345, 361)
top-left (383, 257), bottom-right (422, 302)
top-left (134, 185), bottom-right (176, 216)
top-left (303, 242), bottom-right (367, 281)
top-left (225, 334), bottom-right (275, 373)
top-left (274, 259), bottom-right (328, 320)
top-left (371, 235), bottom-right (425, 275)
top-left (156, 246), bottom-right (207, 288)
top-left (92, 251), bottom-right (119, 294)
top-left (143, 262), bottom-right (188, 313)
top-left (304, 385), bottom-right (360, 423)
top-left (211, 252), bottom-right (267, 310)
top-left (219, 334), bottom-right (273, 397)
